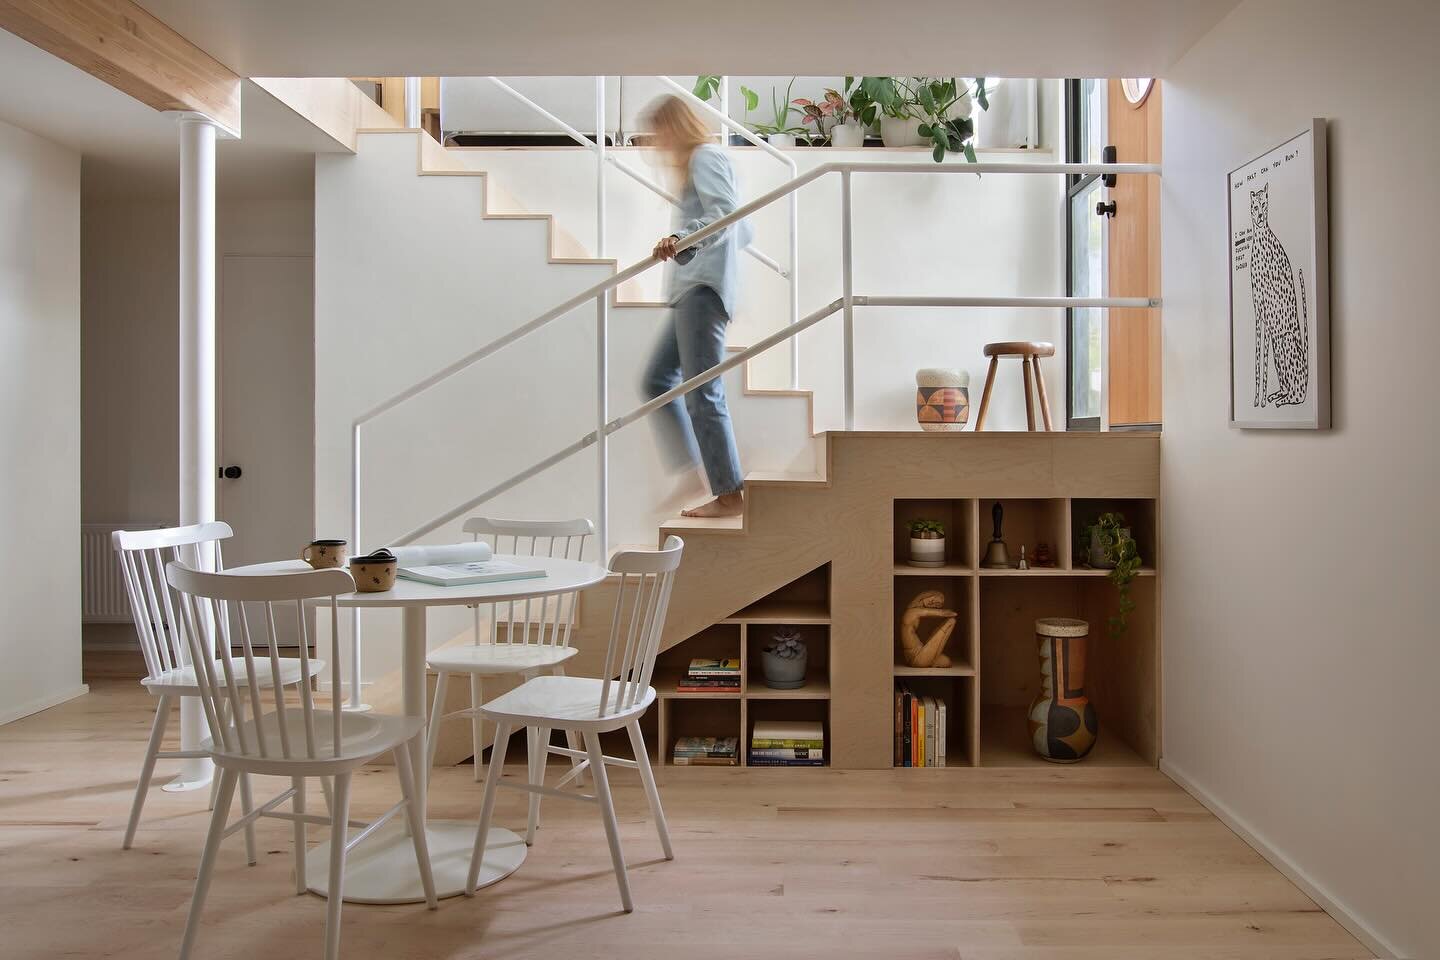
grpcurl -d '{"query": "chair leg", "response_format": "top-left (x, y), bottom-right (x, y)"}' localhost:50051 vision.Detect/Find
top-left (124, 695), bottom-right (172, 849)
top-left (466, 720), bottom-right (513, 895)
top-left (553, 665), bottom-right (585, 787)
top-left (393, 739), bottom-right (438, 909)
top-left (469, 674), bottom-right (486, 782)
top-left (206, 699), bottom-right (231, 812)
top-left (425, 670), bottom-right (448, 786)
top-left (237, 773), bottom-right (258, 866)
top-left (178, 768), bottom-right (237, 960)
top-left (585, 731), bottom-right (633, 913)
top-left (1022, 356), bottom-right (1037, 430)
top-left (975, 356), bottom-right (1000, 430)
top-left (1032, 354), bottom-right (1054, 430)
top-left (324, 773), bottom-right (353, 960)
top-left (627, 719), bottom-right (672, 860)
top-left (291, 777), bottom-right (308, 895)
top-left (525, 727), bottom-right (548, 845)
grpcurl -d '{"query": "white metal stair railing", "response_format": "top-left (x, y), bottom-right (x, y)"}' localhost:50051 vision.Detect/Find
top-left (340, 157), bottom-right (1161, 711)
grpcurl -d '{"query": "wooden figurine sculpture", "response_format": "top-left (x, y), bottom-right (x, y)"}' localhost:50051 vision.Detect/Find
top-left (900, 589), bottom-right (957, 667)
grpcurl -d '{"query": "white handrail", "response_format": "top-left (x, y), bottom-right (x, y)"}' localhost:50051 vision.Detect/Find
top-left (344, 155), bottom-right (1163, 708)
top-left (655, 76), bottom-right (802, 388)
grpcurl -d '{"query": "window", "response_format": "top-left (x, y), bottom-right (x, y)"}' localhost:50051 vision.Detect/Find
top-left (1065, 79), bottom-right (1106, 430)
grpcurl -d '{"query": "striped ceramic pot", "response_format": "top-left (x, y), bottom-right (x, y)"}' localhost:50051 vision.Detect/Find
top-left (915, 368), bottom-right (971, 431)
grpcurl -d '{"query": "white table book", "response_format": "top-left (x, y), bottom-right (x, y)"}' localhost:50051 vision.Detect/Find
top-left (398, 559), bottom-right (545, 586)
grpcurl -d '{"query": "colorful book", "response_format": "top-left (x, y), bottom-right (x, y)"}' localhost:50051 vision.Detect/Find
top-left (747, 757), bottom-right (825, 767)
top-left (686, 657), bottom-right (740, 676)
top-left (937, 698), bottom-right (947, 766)
top-left (672, 736), bottom-right (738, 758)
top-left (924, 695), bottom-right (937, 767)
top-left (901, 686), bottom-right (913, 767)
top-left (748, 746), bottom-right (823, 760)
top-left (673, 755), bottom-right (738, 766)
top-left (894, 688), bottom-right (904, 766)
top-left (751, 719), bottom-right (824, 749)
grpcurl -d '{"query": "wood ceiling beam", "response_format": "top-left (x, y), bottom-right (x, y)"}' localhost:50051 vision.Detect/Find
top-left (0, 0), bottom-right (241, 132)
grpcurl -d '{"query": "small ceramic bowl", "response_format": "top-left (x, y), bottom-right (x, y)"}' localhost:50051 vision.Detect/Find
top-left (349, 553), bottom-right (397, 593)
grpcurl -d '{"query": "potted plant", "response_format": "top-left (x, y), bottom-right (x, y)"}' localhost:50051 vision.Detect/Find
top-left (908, 519), bottom-right (947, 567)
top-left (744, 77), bottom-right (807, 146)
top-left (794, 78), bottom-right (875, 148)
top-left (1080, 512), bottom-right (1140, 639)
top-left (761, 627), bottom-right (808, 689)
top-left (860, 76), bottom-right (924, 147)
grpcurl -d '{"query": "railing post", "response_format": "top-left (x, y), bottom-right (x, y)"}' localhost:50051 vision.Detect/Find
top-left (595, 76), bottom-right (606, 257)
top-left (596, 293), bottom-right (610, 559)
top-left (789, 188), bottom-right (800, 390)
top-left (841, 169), bottom-right (855, 430)
top-left (404, 77), bottom-right (421, 129)
top-left (718, 77), bottom-right (729, 144)
top-left (349, 424), bottom-right (366, 711)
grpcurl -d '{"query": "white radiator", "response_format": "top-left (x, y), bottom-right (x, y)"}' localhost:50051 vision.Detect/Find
top-left (82, 522), bottom-right (160, 623)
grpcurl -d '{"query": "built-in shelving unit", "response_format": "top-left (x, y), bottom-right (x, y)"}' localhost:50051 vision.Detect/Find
top-left (892, 496), bottom-right (1158, 769)
top-left (652, 565), bottom-right (832, 766)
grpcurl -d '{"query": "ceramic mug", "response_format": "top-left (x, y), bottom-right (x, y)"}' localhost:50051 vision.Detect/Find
top-left (301, 539), bottom-right (347, 569)
top-left (349, 551), bottom-right (398, 593)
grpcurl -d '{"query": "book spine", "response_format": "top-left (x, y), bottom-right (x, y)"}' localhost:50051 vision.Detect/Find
top-left (748, 749), bottom-right (823, 759)
top-left (938, 699), bottom-right (947, 766)
top-left (749, 739), bottom-right (825, 749)
top-left (746, 758), bottom-right (825, 767)
top-left (902, 687), bottom-right (913, 767)
top-left (894, 688), bottom-right (903, 766)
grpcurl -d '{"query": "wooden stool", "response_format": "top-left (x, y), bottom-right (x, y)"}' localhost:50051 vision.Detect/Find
top-left (975, 341), bottom-right (1055, 431)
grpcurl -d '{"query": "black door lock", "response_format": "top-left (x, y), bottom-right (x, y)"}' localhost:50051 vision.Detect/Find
top-left (1096, 200), bottom-right (1117, 218)
top-left (218, 465), bottom-right (243, 479)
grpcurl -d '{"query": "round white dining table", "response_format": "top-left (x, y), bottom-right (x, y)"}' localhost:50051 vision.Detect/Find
top-left (226, 554), bottom-right (609, 904)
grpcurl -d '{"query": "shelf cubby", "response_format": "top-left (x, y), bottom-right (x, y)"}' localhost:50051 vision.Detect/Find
top-left (726, 563), bottom-right (831, 624)
top-left (1070, 498), bottom-right (1158, 571)
top-left (977, 497), bottom-right (1070, 570)
top-left (892, 675), bottom-right (973, 767)
top-left (661, 697), bottom-right (741, 766)
top-left (746, 623), bottom-right (830, 699)
top-left (892, 573), bottom-right (973, 674)
top-left (745, 697), bottom-right (829, 767)
top-left (977, 574), bottom-right (1158, 766)
top-left (893, 498), bottom-right (975, 571)
top-left (653, 623), bottom-right (742, 699)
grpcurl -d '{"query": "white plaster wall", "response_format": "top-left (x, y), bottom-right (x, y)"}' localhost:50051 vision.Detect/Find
top-left (1161, 2), bottom-right (1440, 955)
top-left (0, 119), bottom-right (84, 724)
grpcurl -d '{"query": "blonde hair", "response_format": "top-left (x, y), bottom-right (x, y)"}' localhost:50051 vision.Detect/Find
top-left (643, 95), bottom-right (712, 168)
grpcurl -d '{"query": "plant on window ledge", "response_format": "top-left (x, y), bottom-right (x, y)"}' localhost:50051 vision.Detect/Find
top-left (1080, 512), bottom-right (1140, 639)
top-left (859, 77), bottom-right (989, 162)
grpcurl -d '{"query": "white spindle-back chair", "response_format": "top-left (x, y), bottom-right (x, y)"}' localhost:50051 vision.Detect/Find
top-left (465, 536), bottom-right (684, 913)
top-left (113, 521), bottom-right (324, 854)
top-left (425, 517), bottom-right (593, 791)
top-left (165, 562), bottom-right (436, 960)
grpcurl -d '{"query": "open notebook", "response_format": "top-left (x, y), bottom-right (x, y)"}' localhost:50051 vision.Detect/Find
top-left (396, 559), bottom-right (546, 587)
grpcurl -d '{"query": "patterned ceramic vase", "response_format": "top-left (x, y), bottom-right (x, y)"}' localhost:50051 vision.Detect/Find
top-left (1029, 618), bottom-right (1097, 762)
top-left (915, 368), bottom-right (971, 431)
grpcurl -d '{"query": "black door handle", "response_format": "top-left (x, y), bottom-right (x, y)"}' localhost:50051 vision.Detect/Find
top-left (219, 465), bottom-right (243, 480)
top-left (1096, 200), bottom-right (1117, 218)
top-left (1102, 145), bottom-right (1117, 187)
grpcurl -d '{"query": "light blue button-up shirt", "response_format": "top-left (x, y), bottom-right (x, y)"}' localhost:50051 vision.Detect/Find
top-left (667, 144), bottom-right (753, 317)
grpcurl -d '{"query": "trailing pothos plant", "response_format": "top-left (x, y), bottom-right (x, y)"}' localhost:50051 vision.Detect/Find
top-left (1082, 512), bottom-right (1141, 640)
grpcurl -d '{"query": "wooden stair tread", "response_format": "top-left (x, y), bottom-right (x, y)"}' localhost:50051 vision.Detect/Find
top-left (661, 514), bottom-right (745, 532)
top-left (744, 471), bottom-right (826, 487)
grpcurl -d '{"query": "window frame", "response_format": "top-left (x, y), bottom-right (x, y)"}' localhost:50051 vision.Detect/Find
top-left (1064, 79), bottom-right (1103, 431)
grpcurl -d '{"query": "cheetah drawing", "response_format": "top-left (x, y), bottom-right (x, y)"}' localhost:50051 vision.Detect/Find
top-left (1248, 183), bottom-right (1309, 407)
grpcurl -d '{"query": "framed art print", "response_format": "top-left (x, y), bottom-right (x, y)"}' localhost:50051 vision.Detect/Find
top-left (1227, 119), bottom-right (1330, 429)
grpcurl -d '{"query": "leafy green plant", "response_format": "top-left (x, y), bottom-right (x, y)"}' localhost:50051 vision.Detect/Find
top-left (1086, 512), bottom-right (1140, 639)
top-left (859, 76), bottom-right (989, 162)
top-left (909, 519), bottom-right (945, 538)
top-left (747, 77), bottom-right (807, 140)
top-left (794, 77), bottom-right (879, 141)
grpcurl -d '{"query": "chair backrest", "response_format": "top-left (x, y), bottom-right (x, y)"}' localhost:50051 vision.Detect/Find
top-left (463, 516), bottom-right (593, 649)
top-left (113, 522), bottom-right (232, 682)
top-left (166, 562), bottom-right (354, 762)
top-left (598, 536), bottom-right (684, 717)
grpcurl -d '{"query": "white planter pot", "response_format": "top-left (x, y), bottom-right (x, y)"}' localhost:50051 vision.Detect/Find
top-left (909, 535), bottom-right (947, 567)
top-left (880, 116), bottom-right (924, 148)
top-left (829, 123), bottom-right (865, 148)
top-left (767, 132), bottom-right (796, 148)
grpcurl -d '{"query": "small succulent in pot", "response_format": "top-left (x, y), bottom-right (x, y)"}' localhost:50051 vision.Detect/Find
top-left (761, 627), bottom-right (808, 689)
top-left (908, 518), bottom-right (947, 567)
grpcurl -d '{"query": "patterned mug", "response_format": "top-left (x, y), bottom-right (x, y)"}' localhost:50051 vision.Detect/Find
top-left (301, 539), bottom-right (347, 569)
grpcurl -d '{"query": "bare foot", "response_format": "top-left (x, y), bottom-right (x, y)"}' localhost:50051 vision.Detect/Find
top-left (681, 492), bottom-right (744, 518)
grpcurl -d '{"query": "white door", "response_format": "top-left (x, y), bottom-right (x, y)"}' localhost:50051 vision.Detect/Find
top-left (219, 255), bottom-right (314, 644)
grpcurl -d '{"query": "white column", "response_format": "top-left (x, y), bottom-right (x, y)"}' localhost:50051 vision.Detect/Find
top-left (169, 114), bottom-right (219, 791)
top-left (405, 77), bottom-right (422, 129)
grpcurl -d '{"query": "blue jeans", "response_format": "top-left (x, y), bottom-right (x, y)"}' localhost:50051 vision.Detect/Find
top-left (642, 286), bottom-right (744, 496)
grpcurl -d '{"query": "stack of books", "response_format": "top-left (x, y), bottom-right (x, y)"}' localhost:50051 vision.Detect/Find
top-left (894, 686), bottom-right (948, 767)
top-left (749, 719), bottom-right (825, 766)
top-left (672, 736), bottom-right (738, 766)
top-left (675, 657), bottom-right (741, 693)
